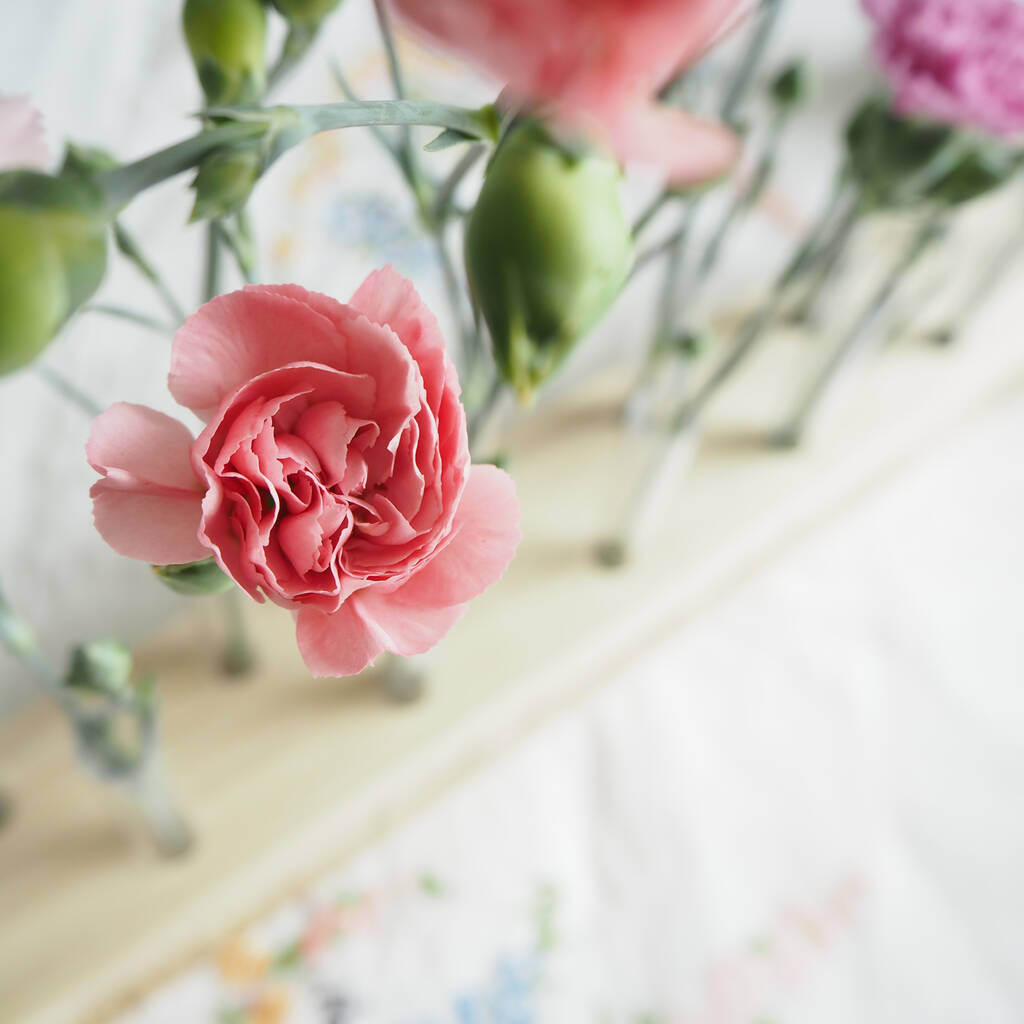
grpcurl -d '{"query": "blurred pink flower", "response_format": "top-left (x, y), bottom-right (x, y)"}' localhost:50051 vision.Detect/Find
top-left (87, 267), bottom-right (521, 678)
top-left (0, 94), bottom-right (49, 171)
top-left (863, 0), bottom-right (1024, 135)
top-left (389, 0), bottom-right (751, 186)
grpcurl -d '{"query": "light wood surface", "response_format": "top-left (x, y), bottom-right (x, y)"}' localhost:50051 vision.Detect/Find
top-left (2, 257), bottom-right (1023, 1023)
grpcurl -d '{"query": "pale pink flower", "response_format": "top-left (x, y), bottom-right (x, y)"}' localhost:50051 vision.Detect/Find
top-left (0, 94), bottom-right (49, 171)
top-left (863, 0), bottom-right (1024, 135)
top-left (87, 267), bottom-right (521, 677)
top-left (389, 0), bottom-right (751, 186)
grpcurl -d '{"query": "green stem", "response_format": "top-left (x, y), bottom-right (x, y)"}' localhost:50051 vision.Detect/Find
top-left (0, 576), bottom-right (191, 854)
top-left (928, 222), bottom-right (1024, 346)
top-left (695, 109), bottom-right (787, 288)
top-left (431, 143), bottom-right (485, 224)
top-left (785, 197), bottom-right (860, 325)
top-left (221, 591), bottom-right (257, 677)
top-left (94, 101), bottom-right (495, 211)
top-left (268, 22), bottom-right (319, 92)
top-left (372, 0), bottom-right (414, 167)
top-left (204, 221), bottom-right (222, 301)
top-left (95, 121), bottom-right (265, 209)
top-left (294, 100), bottom-right (497, 146)
top-left (774, 211), bottom-right (946, 447)
top-left (85, 303), bottom-right (175, 335)
top-left (114, 223), bottom-right (187, 325)
top-left (329, 59), bottom-right (406, 169)
top-left (35, 365), bottom-right (103, 418)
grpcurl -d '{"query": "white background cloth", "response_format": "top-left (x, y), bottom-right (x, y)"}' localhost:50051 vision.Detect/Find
top-left (118, 392), bottom-right (1024, 1023)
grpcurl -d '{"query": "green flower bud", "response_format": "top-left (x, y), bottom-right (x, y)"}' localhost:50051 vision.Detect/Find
top-left (270, 0), bottom-right (344, 24)
top-left (845, 98), bottom-right (952, 210)
top-left (0, 171), bottom-right (108, 375)
top-left (465, 122), bottom-right (633, 401)
top-left (153, 558), bottom-right (235, 596)
top-left (66, 640), bottom-right (134, 700)
top-left (190, 145), bottom-right (262, 221)
top-left (183, 0), bottom-right (267, 107)
top-left (925, 142), bottom-right (1022, 207)
top-left (770, 62), bottom-right (810, 111)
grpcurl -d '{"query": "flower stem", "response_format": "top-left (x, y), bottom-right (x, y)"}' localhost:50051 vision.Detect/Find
top-left (95, 121), bottom-right (266, 210)
top-left (268, 22), bottom-right (320, 93)
top-left (773, 211), bottom-right (947, 448)
top-left (927, 223), bottom-right (1024, 346)
top-left (220, 590), bottom-right (257, 677)
top-left (124, 757), bottom-right (193, 857)
top-left (372, 0), bottom-right (415, 172)
top-left (84, 303), bottom-right (175, 335)
top-left (0, 576), bottom-right (192, 856)
top-left (114, 222), bottom-right (187, 325)
top-left (35, 364), bottom-right (103, 418)
top-left (784, 197), bottom-right (860, 326)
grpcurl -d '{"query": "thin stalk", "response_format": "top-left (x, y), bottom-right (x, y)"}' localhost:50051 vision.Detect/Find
top-left (268, 22), bottom-right (319, 92)
top-left (0, 577), bottom-right (192, 856)
top-left (774, 211), bottom-right (946, 448)
top-left (372, 0), bottom-right (414, 167)
top-left (114, 223), bottom-right (187, 325)
top-left (214, 219), bottom-right (255, 283)
top-left (84, 303), bottom-right (175, 336)
top-left (784, 197), bottom-right (861, 326)
top-left (629, 0), bottom-right (789, 424)
top-left (694, 108), bottom-right (787, 288)
top-left (928, 225), bottom-right (1024, 346)
top-left (35, 365), bottom-right (103, 418)
top-left (633, 192), bottom-right (672, 239)
top-left (329, 59), bottom-right (406, 170)
top-left (95, 121), bottom-right (266, 209)
top-left (95, 101), bottom-right (496, 211)
top-left (467, 373), bottom-right (506, 455)
top-left (434, 228), bottom-right (477, 378)
top-left (221, 591), bottom-right (257, 676)
top-left (203, 221), bottom-right (222, 301)
top-left (431, 143), bottom-right (485, 224)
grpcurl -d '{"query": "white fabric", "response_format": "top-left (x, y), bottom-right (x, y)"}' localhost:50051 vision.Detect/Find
top-left (119, 394), bottom-right (1024, 1023)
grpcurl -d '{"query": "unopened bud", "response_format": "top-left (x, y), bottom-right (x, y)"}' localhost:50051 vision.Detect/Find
top-left (770, 62), bottom-right (809, 111)
top-left (190, 145), bottom-right (262, 220)
top-left (270, 0), bottom-right (345, 24)
top-left (0, 171), bottom-right (107, 375)
top-left (66, 640), bottom-right (134, 700)
top-left (183, 0), bottom-right (267, 107)
top-left (465, 122), bottom-right (633, 402)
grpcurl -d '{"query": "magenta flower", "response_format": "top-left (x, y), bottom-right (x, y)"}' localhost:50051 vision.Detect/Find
top-left (0, 94), bottom-right (50, 171)
top-left (87, 268), bottom-right (521, 677)
top-left (863, 0), bottom-right (1024, 136)
top-left (389, 0), bottom-right (752, 187)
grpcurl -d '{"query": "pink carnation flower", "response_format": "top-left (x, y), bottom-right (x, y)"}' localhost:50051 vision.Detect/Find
top-left (0, 93), bottom-right (50, 171)
top-left (863, 0), bottom-right (1024, 135)
top-left (87, 268), bottom-right (521, 677)
top-left (388, 0), bottom-right (751, 187)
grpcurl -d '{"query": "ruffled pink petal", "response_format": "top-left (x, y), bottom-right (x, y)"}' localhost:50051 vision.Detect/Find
top-left (396, 464), bottom-right (521, 608)
top-left (87, 402), bottom-right (201, 491)
top-left (295, 601), bottom-right (386, 677)
top-left (170, 286), bottom-right (403, 421)
top-left (91, 483), bottom-right (208, 565)
top-left (610, 102), bottom-right (740, 187)
top-left (353, 589), bottom-right (468, 657)
top-left (87, 403), bottom-right (207, 565)
top-left (348, 265), bottom-right (459, 407)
